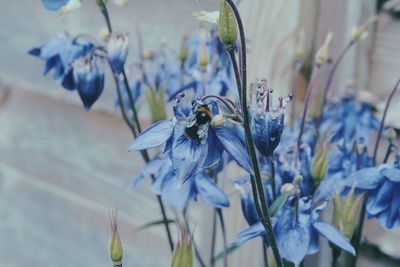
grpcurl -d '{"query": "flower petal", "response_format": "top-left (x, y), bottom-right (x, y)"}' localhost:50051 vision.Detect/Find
top-left (203, 129), bottom-right (223, 168)
top-left (366, 179), bottom-right (396, 215)
top-left (130, 158), bottom-right (165, 189)
top-left (344, 167), bottom-right (384, 190)
top-left (380, 167), bottom-right (400, 182)
top-left (312, 221), bottom-right (355, 255)
top-left (172, 133), bottom-right (208, 187)
top-left (214, 126), bottom-right (254, 175)
top-left (128, 120), bottom-right (174, 151)
top-left (231, 222), bottom-right (265, 247)
top-left (160, 175), bottom-right (195, 210)
top-left (194, 173), bottom-right (229, 208)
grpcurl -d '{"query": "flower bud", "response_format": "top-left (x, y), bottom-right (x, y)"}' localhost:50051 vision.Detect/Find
top-left (315, 32), bottom-right (333, 66)
top-left (109, 210), bottom-right (123, 266)
top-left (351, 16), bottom-right (377, 43)
top-left (280, 183), bottom-right (297, 196)
top-left (179, 36), bottom-right (189, 65)
top-left (386, 128), bottom-right (397, 141)
top-left (332, 188), bottom-right (363, 239)
top-left (107, 32), bottom-right (129, 75)
top-left (146, 85), bottom-right (167, 123)
top-left (198, 40), bottom-right (209, 70)
top-left (113, 0), bottom-right (129, 6)
top-left (171, 221), bottom-right (193, 267)
top-left (311, 144), bottom-right (329, 185)
top-left (72, 53), bottom-right (105, 109)
top-left (218, 0), bottom-right (238, 48)
top-left (143, 49), bottom-right (155, 60)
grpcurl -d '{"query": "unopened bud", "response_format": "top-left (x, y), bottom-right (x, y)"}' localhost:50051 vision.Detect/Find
top-left (107, 32), bottom-right (129, 75)
top-left (146, 85), bottom-right (167, 123)
top-left (351, 16), bottom-right (377, 43)
top-left (315, 32), bottom-right (333, 66)
top-left (295, 30), bottom-right (305, 61)
top-left (99, 28), bottom-right (110, 42)
top-left (386, 128), bottom-right (397, 141)
top-left (171, 221), bottom-right (193, 267)
top-left (143, 49), bottom-right (155, 60)
top-left (311, 145), bottom-right (329, 184)
top-left (293, 174), bottom-right (303, 184)
top-left (211, 114), bottom-right (226, 126)
top-left (218, 0), bottom-right (238, 48)
top-left (179, 37), bottom-right (189, 65)
top-left (198, 40), bottom-right (209, 69)
top-left (280, 183), bottom-right (297, 196)
top-left (109, 209), bottom-right (123, 266)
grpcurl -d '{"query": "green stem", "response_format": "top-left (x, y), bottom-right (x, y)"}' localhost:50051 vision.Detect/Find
top-left (210, 209), bottom-right (217, 267)
top-left (223, 1), bottom-right (283, 266)
top-left (217, 209), bottom-right (228, 267)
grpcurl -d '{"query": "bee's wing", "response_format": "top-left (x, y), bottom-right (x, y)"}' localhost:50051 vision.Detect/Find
top-left (176, 114), bottom-right (197, 128)
top-left (197, 123), bottom-right (209, 141)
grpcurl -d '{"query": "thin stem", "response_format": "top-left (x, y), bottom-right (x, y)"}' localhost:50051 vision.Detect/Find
top-left (350, 199), bottom-right (367, 267)
top-left (97, 0), bottom-right (174, 252)
top-left (373, 78), bottom-right (400, 164)
top-left (223, 1), bottom-right (283, 266)
top-left (296, 65), bottom-right (321, 167)
top-left (290, 61), bottom-right (303, 127)
top-left (383, 143), bottom-right (394, 163)
top-left (269, 156), bottom-right (276, 200)
top-left (217, 209), bottom-right (228, 267)
top-left (227, 48), bottom-right (243, 103)
top-left (331, 247), bottom-right (341, 267)
top-left (320, 42), bottom-right (353, 116)
top-left (262, 239), bottom-right (269, 267)
top-left (209, 210), bottom-right (217, 267)
top-left (193, 238), bottom-right (207, 267)
top-left (121, 70), bottom-right (142, 134)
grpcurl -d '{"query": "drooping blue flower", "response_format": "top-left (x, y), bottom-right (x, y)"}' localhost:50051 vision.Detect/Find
top-left (131, 157), bottom-right (229, 209)
top-left (28, 33), bottom-right (95, 90)
top-left (72, 53), bottom-right (105, 109)
top-left (232, 196), bottom-right (355, 265)
top-left (107, 32), bottom-right (129, 75)
top-left (249, 80), bottom-right (292, 158)
top-left (129, 97), bottom-right (253, 186)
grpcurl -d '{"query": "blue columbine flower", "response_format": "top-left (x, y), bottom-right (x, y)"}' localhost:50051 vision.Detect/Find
top-left (342, 157), bottom-right (400, 229)
top-left (107, 32), bottom-right (129, 75)
top-left (131, 157), bottom-right (229, 210)
top-left (129, 96), bottom-right (253, 187)
top-left (232, 196), bottom-right (355, 265)
top-left (72, 53), bottom-right (105, 109)
top-left (249, 80), bottom-right (292, 158)
top-left (320, 92), bottom-right (379, 143)
top-left (28, 33), bottom-right (95, 90)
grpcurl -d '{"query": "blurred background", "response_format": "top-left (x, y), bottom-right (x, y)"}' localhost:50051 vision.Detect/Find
top-left (0, 0), bottom-right (400, 266)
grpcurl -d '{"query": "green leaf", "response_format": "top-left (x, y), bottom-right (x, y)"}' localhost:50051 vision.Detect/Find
top-left (137, 219), bottom-right (175, 231)
top-left (213, 246), bottom-right (238, 261)
top-left (269, 192), bottom-right (289, 217)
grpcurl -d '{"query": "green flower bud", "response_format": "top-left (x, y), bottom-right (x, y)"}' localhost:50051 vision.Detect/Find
top-left (386, 128), bottom-right (397, 141)
top-left (331, 188), bottom-right (364, 239)
top-left (315, 32), bottom-right (333, 66)
top-left (280, 183), bottom-right (297, 196)
top-left (218, 0), bottom-right (238, 48)
top-left (109, 210), bottom-right (123, 266)
top-left (198, 39), bottom-right (209, 70)
top-left (311, 145), bottom-right (329, 185)
top-left (351, 16), bottom-right (377, 43)
top-left (179, 36), bottom-right (189, 65)
top-left (171, 222), bottom-right (193, 267)
top-left (146, 85), bottom-right (167, 123)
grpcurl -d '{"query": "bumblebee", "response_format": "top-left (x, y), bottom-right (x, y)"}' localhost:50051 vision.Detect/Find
top-left (182, 103), bottom-right (212, 144)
